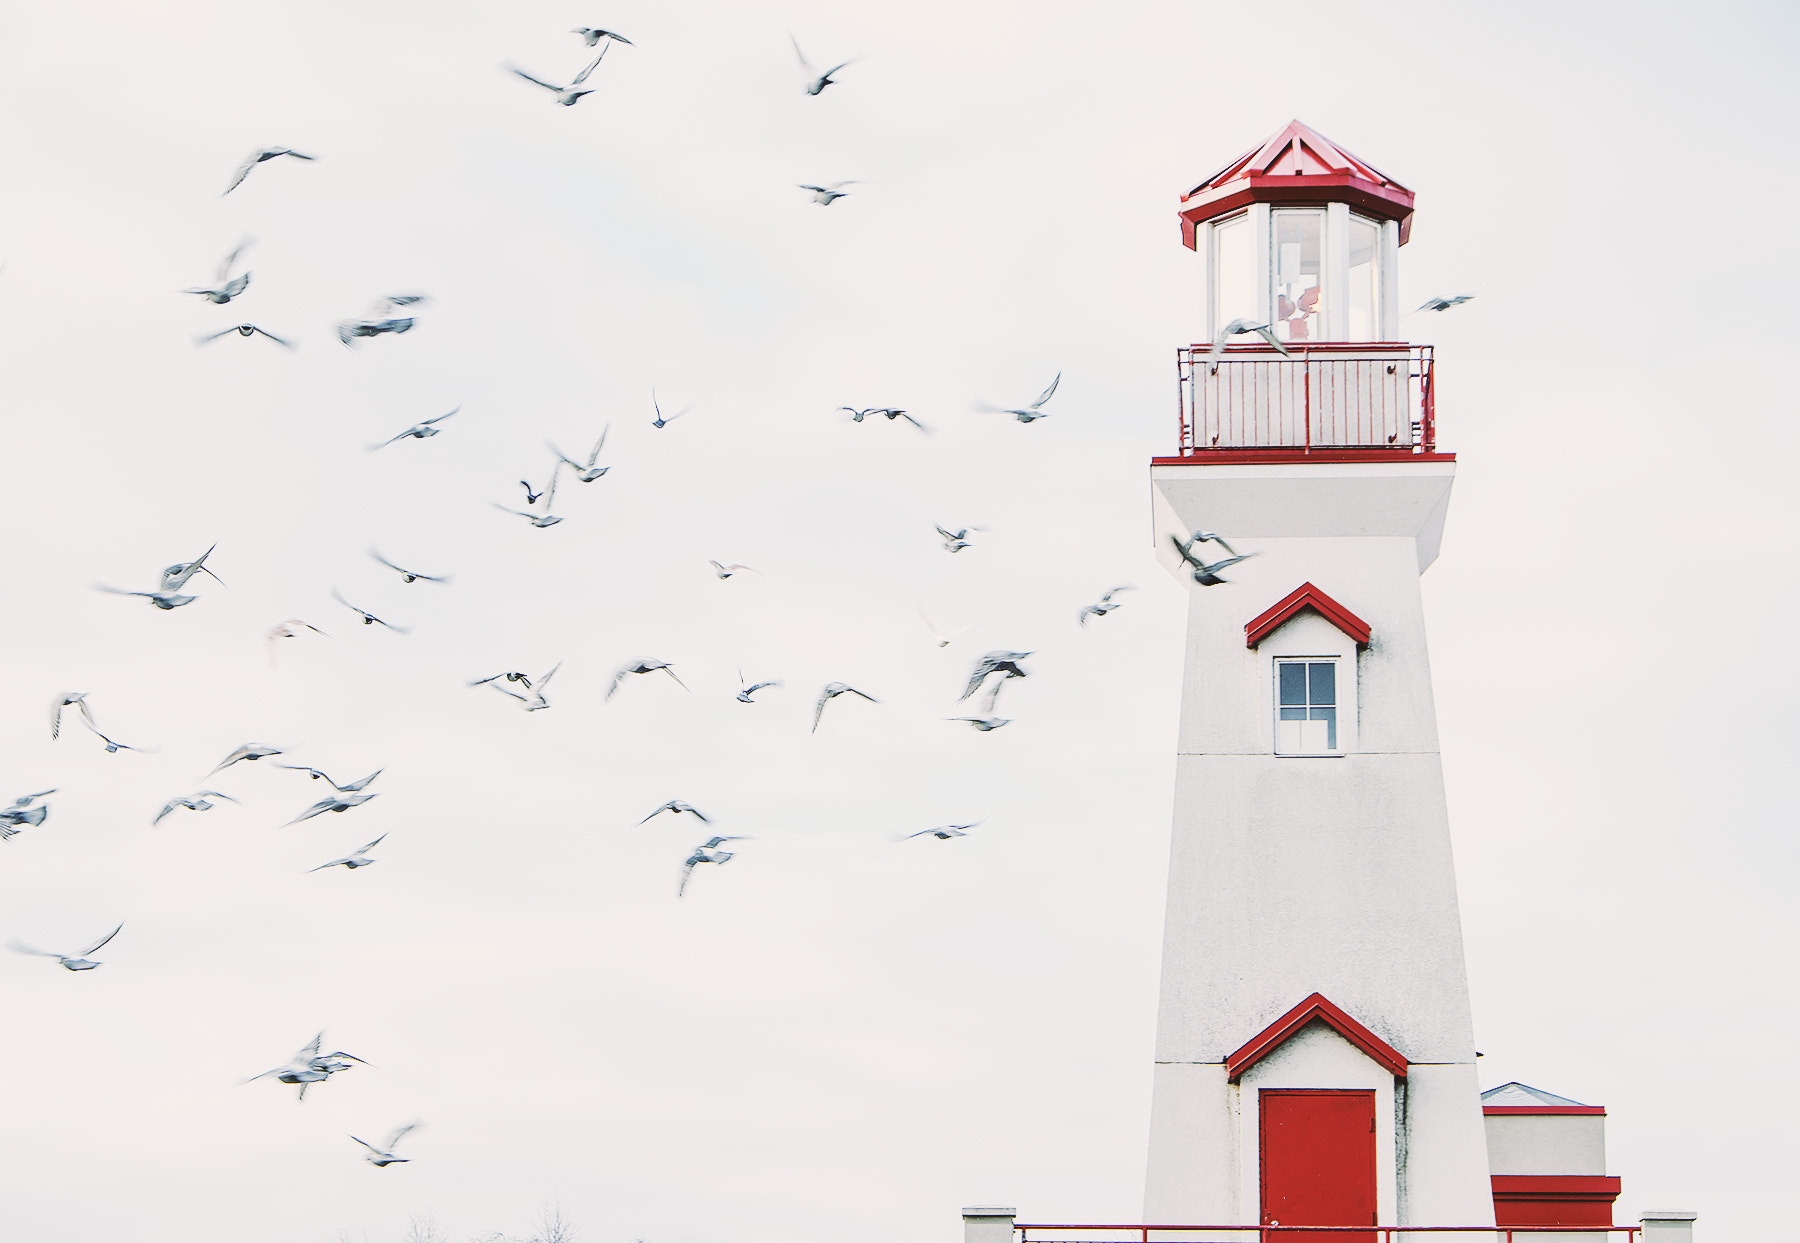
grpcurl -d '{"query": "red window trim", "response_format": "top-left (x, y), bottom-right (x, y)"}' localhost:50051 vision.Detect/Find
top-left (1246, 583), bottom-right (1372, 651)
top-left (1226, 992), bottom-right (1408, 1081)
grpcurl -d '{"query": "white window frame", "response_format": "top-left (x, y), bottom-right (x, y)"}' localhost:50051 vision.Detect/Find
top-left (1273, 655), bottom-right (1346, 757)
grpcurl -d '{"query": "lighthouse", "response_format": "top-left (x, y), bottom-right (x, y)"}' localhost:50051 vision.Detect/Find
top-left (1144, 121), bottom-right (1490, 1231)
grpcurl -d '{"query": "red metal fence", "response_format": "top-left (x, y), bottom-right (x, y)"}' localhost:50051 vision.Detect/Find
top-left (1176, 344), bottom-right (1436, 455)
top-left (1018, 1225), bottom-right (1633, 1243)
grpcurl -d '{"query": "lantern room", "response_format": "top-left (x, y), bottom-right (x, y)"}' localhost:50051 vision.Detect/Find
top-left (1180, 120), bottom-right (1413, 345)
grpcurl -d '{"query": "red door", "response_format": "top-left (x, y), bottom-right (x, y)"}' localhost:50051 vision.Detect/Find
top-left (1260, 1089), bottom-right (1377, 1243)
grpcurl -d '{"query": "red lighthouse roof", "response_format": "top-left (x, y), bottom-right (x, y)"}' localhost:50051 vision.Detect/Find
top-left (1179, 120), bottom-right (1416, 249)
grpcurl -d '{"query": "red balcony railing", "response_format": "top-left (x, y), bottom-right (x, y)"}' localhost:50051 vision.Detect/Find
top-left (1175, 343), bottom-right (1437, 456)
top-left (1017, 1224), bottom-right (1634, 1243)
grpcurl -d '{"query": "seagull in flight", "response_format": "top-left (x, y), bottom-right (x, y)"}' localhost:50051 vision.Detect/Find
top-left (736, 670), bottom-right (781, 703)
top-left (337, 317), bottom-right (415, 346)
top-left (246, 1032), bottom-right (368, 1102)
top-left (50, 692), bottom-right (96, 739)
top-left (1170, 531), bottom-right (1254, 586)
top-left (641, 800), bottom-right (710, 825)
top-left (210, 744), bottom-right (283, 775)
top-left (310, 835), bottom-right (387, 872)
top-left (370, 407), bottom-right (458, 449)
top-left (947, 715), bottom-right (1011, 731)
top-left (917, 605), bottom-right (977, 648)
top-left (96, 584), bottom-right (198, 610)
top-left (791, 35), bottom-right (852, 95)
top-left (801, 182), bottom-right (855, 206)
top-left (1209, 318), bottom-right (1289, 360)
top-left (903, 821), bottom-right (982, 841)
top-left (277, 765), bottom-right (383, 793)
top-left (960, 651), bottom-right (1032, 711)
top-left (980, 373), bottom-right (1061, 423)
top-left (9, 923), bottom-right (122, 971)
top-left (0, 790), bottom-right (55, 837)
top-left (350, 1122), bottom-right (418, 1166)
top-left (1078, 585), bottom-right (1135, 626)
top-left (331, 590), bottom-right (408, 633)
top-left (152, 790), bottom-right (239, 826)
top-left (1416, 295), bottom-right (1475, 313)
top-left (370, 551), bottom-right (447, 584)
top-left (473, 662), bottom-right (560, 711)
top-left (812, 682), bottom-right (879, 733)
top-left (184, 240), bottom-right (252, 304)
top-left (934, 524), bottom-right (981, 553)
top-left (842, 406), bottom-right (926, 431)
top-left (573, 27), bottom-right (633, 47)
top-left (679, 836), bottom-right (748, 897)
top-left (549, 426), bottom-right (611, 482)
top-left (284, 791), bottom-right (379, 827)
top-left (223, 148), bottom-right (315, 195)
top-left (196, 323), bottom-right (294, 349)
top-left (494, 463), bottom-right (564, 528)
top-left (708, 560), bottom-right (760, 579)
top-left (607, 659), bottom-right (688, 700)
top-left (161, 543), bottom-right (224, 592)
top-left (510, 47), bottom-right (610, 106)
top-left (650, 390), bottom-right (690, 428)
top-left (267, 619), bottom-right (328, 662)
top-left (82, 720), bottom-right (152, 754)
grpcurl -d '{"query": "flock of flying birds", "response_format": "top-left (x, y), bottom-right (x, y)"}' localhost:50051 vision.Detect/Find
top-left (7, 18), bottom-right (1246, 1177)
top-left (18, 19), bottom-right (1480, 1180)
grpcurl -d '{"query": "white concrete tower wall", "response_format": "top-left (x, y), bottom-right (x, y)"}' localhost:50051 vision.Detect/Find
top-left (1143, 461), bottom-right (1493, 1228)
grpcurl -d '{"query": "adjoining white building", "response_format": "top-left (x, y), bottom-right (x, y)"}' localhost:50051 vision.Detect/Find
top-left (964, 121), bottom-right (1696, 1243)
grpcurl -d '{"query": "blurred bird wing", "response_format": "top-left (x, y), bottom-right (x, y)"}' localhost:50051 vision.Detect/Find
top-left (349, 1134), bottom-right (382, 1153)
top-left (811, 688), bottom-right (830, 732)
top-left (790, 33), bottom-right (815, 75)
top-left (847, 686), bottom-right (878, 702)
top-left (9, 939), bottom-right (60, 958)
top-left (250, 325), bottom-right (294, 348)
top-left (536, 661), bottom-right (563, 691)
top-left (422, 406), bottom-right (459, 426)
top-left (511, 67), bottom-right (563, 92)
top-left (341, 770), bottom-right (383, 791)
top-left (386, 1122), bottom-right (418, 1148)
top-left (285, 798), bottom-right (337, 826)
top-left (659, 664), bottom-right (688, 691)
top-left (220, 272), bottom-right (250, 298)
top-left (79, 924), bottom-right (121, 955)
top-left (570, 46), bottom-right (609, 85)
top-left (223, 156), bottom-right (259, 194)
top-left (586, 425), bottom-right (608, 466)
top-left (357, 835), bottom-right (388, 854)
top-left (1030, 372), bottom-right (1062, 408)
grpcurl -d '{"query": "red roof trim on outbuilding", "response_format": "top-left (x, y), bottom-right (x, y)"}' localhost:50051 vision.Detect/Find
top-left (1484, 1105), bottom-right (1608, 1116)
top-left (1245, 583), bottom-right (1372, 651)
top-left (1225, 992), bottom-right (1408, 1081)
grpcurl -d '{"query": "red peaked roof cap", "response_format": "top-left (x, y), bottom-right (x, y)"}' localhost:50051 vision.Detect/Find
top-left (1226, 992), bottom-right (1409, 1081)
top-left (1179, 120), bottom-right (1416, 249)
top-left (1245, 582), bottom-right (1371, 651)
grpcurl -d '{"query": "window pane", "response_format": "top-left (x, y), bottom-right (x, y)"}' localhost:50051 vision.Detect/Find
top-left (1311, 707), bottom-right (1338, 750)
top-left (1308, 661), bottom-right (1336, 707)
top-left (1272, 210), bottom-right (1324, 343)
top-left (1279, 707), bottom-right (1308, 721)
top-left (1346, 215), bottom-right (1379, 341)
top-left (1279, 663), bottom-right (1307, 706)
top-left (1213, 214), bottom-right (1256, 334)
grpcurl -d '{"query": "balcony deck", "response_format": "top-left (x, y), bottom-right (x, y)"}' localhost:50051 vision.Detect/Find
top-left (1167, 343), bottom-right (1447, 462)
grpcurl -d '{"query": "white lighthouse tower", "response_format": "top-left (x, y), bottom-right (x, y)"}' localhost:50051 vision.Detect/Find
top-left (1144, 121), bottom-right (1493, 1232)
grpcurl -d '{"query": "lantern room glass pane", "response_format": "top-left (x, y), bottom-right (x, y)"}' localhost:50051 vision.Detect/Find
top-left (1346, 214), bottom-right (1380, 341)
top-left (1272, 209), bottom-right (1323, 343)
top-left (1212, 213), bottom-right (1256, 336)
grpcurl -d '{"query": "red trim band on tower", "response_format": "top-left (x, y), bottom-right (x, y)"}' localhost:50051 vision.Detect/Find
top-left (1225, 992), bottom-right (1407, 1081)
top-left (1245, 584), bottom-right (1372, 651)
top-left (1491, 1176), bottom-right (1622, 1228)
top-left (1483, 1106), bottom-right (1607, 1116)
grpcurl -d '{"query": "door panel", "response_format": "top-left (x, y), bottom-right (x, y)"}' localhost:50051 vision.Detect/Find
top-left (1260, 1089), bottom-right (1377, 1243)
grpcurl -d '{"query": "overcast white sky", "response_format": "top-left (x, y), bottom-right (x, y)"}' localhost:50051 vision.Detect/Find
top-left (1, 2), bottom-right (1796, 1241)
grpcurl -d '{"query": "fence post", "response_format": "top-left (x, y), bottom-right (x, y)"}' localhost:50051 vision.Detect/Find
top-left (963, 1205), bottom-right (1018, 1243)
top-left (1639, 1212), bottom-right (1696, 1243)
